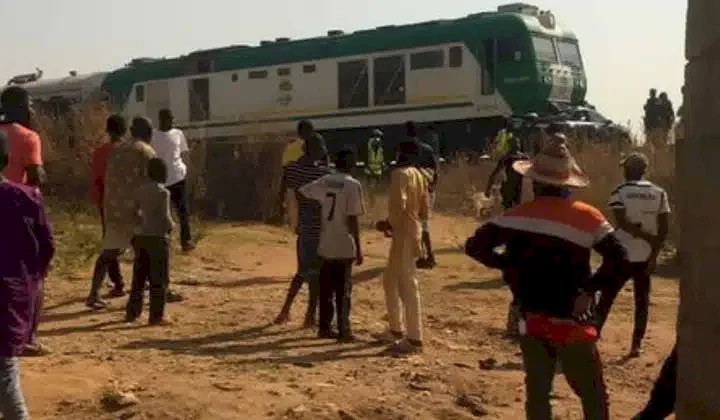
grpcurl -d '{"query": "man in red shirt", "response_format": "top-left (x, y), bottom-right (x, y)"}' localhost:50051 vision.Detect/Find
top-left (87, 115), bottom-right (127, 308)
top-left (0, 86), bottom-right (49, 358)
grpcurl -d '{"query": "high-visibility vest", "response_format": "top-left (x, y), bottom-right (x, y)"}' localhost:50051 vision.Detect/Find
top-left (493, 129), bottom-right (510, 158)
top-left (366, 138), bottom-right (384, 175)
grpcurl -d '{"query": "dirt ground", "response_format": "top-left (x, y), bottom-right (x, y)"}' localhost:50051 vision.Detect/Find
top-left (24, 215), bottom-right (678, 419)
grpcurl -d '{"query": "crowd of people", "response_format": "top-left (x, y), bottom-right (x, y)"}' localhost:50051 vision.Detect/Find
top-left (0, 82), bottom-right (680, 419)
top-left (643, 88), bottom-right (676, 148)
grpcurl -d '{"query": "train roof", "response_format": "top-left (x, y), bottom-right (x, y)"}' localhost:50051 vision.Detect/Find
top-left (102, 5), bottom-right (578, 104)
top-left (20, 72), bottom-right (107, 98)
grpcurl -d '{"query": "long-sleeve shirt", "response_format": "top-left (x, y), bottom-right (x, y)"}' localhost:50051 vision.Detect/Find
top-left (388, 166), bottom-right (428, 257)
top-left (0, 179), bottom-right (55, 357)
top-left (89, 142), bottom-right (116, 205)
top-left (465, 196), bottom-right (629, 323)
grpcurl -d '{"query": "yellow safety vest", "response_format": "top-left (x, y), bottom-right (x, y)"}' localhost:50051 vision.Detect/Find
top-left (366, 138), bottom-right (384, 175)
top-left (493, 129), bottom-right (510, 158)
top-left (282, 138), bottom-right (304, 167)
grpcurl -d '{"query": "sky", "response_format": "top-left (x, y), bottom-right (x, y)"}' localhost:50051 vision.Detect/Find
top-left (0, 0), bottom-right (686, 133)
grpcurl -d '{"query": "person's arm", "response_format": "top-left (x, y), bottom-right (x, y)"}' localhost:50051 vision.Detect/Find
top-left (464, 222), bottom-right (518, 293)
top-left (24, 131), bottom-right (45, 188)
top-left (32, 193), bottom-right (55, 279)
top-left (89, 149), bottom-right (103, 206)
top-left (179, 130), bottom-right (190, 167)
top-left (278, 166), bottom-right (290, 208)
top-left (162, 189), bottom-right (175, 233)
top-left (387, 169), bottom-right (408, 229)
top-left (347, 182), bottom-right (365, 265)
top-left (649, 191), bottom-right (672, 269)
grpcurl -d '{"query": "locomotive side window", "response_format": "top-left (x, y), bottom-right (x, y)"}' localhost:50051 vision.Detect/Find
top-left (373, 54), bottom-right (406, 106)
top-left (557, 39), bottom-right (583, 68)
top-left (337, 59), bottom-right (369, 109)
top-left (135, 85), bottom-right (145, 102)
top-left (497, 38), bottom-right (524, 62)
top-left (449, 46), bottom-right (463, 68)
top-left (410, 50), bottom-right (444, 70)
top-left (249, 70), bottom-right (268, 79)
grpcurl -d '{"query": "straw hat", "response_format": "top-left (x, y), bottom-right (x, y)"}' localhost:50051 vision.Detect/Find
top-left (512, 142), bottom-right (589, 188)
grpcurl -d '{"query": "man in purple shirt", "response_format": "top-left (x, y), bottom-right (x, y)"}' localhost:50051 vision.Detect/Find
top-left (0, 129), bottom-right (55, 419)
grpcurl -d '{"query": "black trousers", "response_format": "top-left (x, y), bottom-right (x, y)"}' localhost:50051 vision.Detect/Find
top-left (520, 336), bottom-right (609, 420)
top-left (596, 262), bottom-right (651, 347)
top-left (634, 344), bottom-right (677, 419)
top-left (167, 179), bottom-right (192, 247)
top-left (318, 258), bottom-right (353, 335)
top-left (89, 203), bottom-right (123, 299)
top-left (126, 235), bottom-right (170, 322)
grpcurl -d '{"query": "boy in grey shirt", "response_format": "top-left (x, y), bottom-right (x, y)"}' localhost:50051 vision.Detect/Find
top-left (125, 158), bottom-right (175, 325)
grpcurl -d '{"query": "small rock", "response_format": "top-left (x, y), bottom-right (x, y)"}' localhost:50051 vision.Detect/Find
top-left (456, 393), bottom-right (489, 417)
top-left (454, 362), bottom-right (474, 369)
top-left (118, 410), bottom-right (137, 420)
top-left (212, 382), bottom-right (244, 392)
top-left (338, 409), bottom-right (358, 420)
top-left (293, 361), bottom-right (315, 368)
top-left (478, 358), bottom-right (497, 370)
top-left (287, 404), bottom-right (308, 416)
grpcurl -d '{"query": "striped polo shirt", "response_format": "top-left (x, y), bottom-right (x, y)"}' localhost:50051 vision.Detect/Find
top-left (466, 196), bottom-right (629, 323)
top-left (283, 158), bottom-right (333, 237)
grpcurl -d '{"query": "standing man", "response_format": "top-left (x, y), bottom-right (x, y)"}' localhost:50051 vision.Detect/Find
top-left (0, 86), bottom-right (49, 357)
top-left (88, 115), bottom-right (127, 301)
top-left (299, 148), bottom-right (364, 342)
top-left (406, 121), bottom-right (438, 270)
top-left (151, 109), bottom-right (195, 252)
top-left (0, 130), bottom-right (55, 419)
top-left (274, 133), bottom-right (333, 327)
top-left (279, 120), bottom-right (313, 229)
top-left (643, 89), bottom-right (662, 147)
top-left (364, 129), bottom-right (385, 187)
top-left (376, 138), bottom-right (429, 355)
top-left (485, 136), bottom-right (527, 211)
top-left (465, 142), bottom-right (630, 420)
top-left (88, 117), bottom-right (158, 309)
top-left (595, 152), bottom-right (670, 358)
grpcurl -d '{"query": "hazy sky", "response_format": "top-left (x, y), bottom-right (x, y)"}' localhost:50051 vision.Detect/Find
top-left (1, 0), bottom-right (686, 132)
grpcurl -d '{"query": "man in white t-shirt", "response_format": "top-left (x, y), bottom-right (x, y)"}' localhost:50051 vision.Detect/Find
top-left (151, 109), bottom-right (194, 252)
top-left (299, 148), bottom-right (364, 342)
top-left (596, 152), bottom-right (670, 358)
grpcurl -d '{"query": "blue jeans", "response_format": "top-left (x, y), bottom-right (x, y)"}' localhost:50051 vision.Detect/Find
top-left (0, 358), bottom-right (28, 420)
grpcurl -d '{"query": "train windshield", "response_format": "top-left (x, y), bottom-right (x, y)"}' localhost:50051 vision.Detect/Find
top-left (531, 36), bottom-right (557, 63)
top-left (557, 39), bottom-right (583, 69)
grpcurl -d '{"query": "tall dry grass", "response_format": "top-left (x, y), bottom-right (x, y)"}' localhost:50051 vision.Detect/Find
top-left (33, 105), bottom-right (676, 271)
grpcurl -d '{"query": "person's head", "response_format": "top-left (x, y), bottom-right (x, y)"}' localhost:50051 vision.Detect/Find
top-left (0, 129), bottom-right (9, 173)
top-left (397, 139), bottom-right (420, 166)
top-left (513, 141), bottom-right (589, 198)
top-left (106, 114), bottom-right (127, 142)
top-left (304, 132), bottom-right (328, 161)
top-left (130, 116), bottom-right (153, 143)
top-left (371, 128), bottom-right (383, 138)
top-left (147, 157), bottom-right (168, 184)
top-left (659, 92), bottom-right (669, 101)
top-left (297, 119), bottom-right (314, 140)
top-left (621, 152), bottom-right (649, 181)
top-left (0, 86), bottom-right (32, 128)
top-left (158, 109), bottom-right (174, 131)
top-left (334, 148), bottom-right (355, 173)
top-left (649, 88), bottom-right (657, 98)
top-left (405, 121), bottom-right (417, 138)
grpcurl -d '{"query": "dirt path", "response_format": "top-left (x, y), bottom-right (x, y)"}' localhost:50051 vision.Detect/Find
top-left (24, 216), bottom-right (678, 419)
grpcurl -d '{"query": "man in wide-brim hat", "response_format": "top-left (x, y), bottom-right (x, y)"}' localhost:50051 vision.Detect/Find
top-left (465, 142), bottom-right (630, 419)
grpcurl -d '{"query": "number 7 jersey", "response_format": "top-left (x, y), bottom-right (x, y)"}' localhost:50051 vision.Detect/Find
top-left (298, 172), bottom-right (365, 260)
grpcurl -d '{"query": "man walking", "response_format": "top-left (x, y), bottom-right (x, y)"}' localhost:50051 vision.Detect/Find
top-left (0, 129), bottom-right (55, 419)
top-left (274, 133), bottom-right (332, 327)
top-left (299, 148), bottom-right (364, 341)
top-left (88, 117), bottom-right (158, 309)
top-left (88, 115), bottom-right (127, 301)
top-left (485, 136), bottom-right (527, 210)
top-left (151, 109), bottom-right (194, 252)
top-left (0, 86), bottom-right (49, 357)
top-left (596, 152), bottom-right (670, 358)
top-left (376, 138), bottom-right (429, 355)
top-left (465, 141), bottom-right (630, 419)
top-left (365, 129), bottom-right (385, 187)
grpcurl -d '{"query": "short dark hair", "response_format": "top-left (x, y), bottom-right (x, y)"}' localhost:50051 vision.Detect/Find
top-left (297, 119), bottom-right (314, 136)
top-left (334, 148), bottom-right (355, 170)
top-left (159, 108), bottom-right (172, 120)
top-left (106, 114), bottom-right (127, 137)
top-left (305, 132), bottom-right (327, 158)
top-left (147, 158), bottom-right (167, 183)
top-left (0, 86), bottom-right (30, 108)
top-left (130, 116), bottom-right (153, 141)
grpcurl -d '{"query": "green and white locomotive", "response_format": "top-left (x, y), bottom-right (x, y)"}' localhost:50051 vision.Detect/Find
top-left (16, 2), bottom-right (587, 155)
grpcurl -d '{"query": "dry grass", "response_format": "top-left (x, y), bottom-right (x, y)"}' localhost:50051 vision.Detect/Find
top-left (32, 105), bottom-right (676, 267)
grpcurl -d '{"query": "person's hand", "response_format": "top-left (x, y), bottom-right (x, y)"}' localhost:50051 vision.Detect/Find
top-left (356, 253), bottom-right (364, 266)
top-left (572, 292), bottom-right (594, 320)
top-left (646, 250), bottom-right (660, 275)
